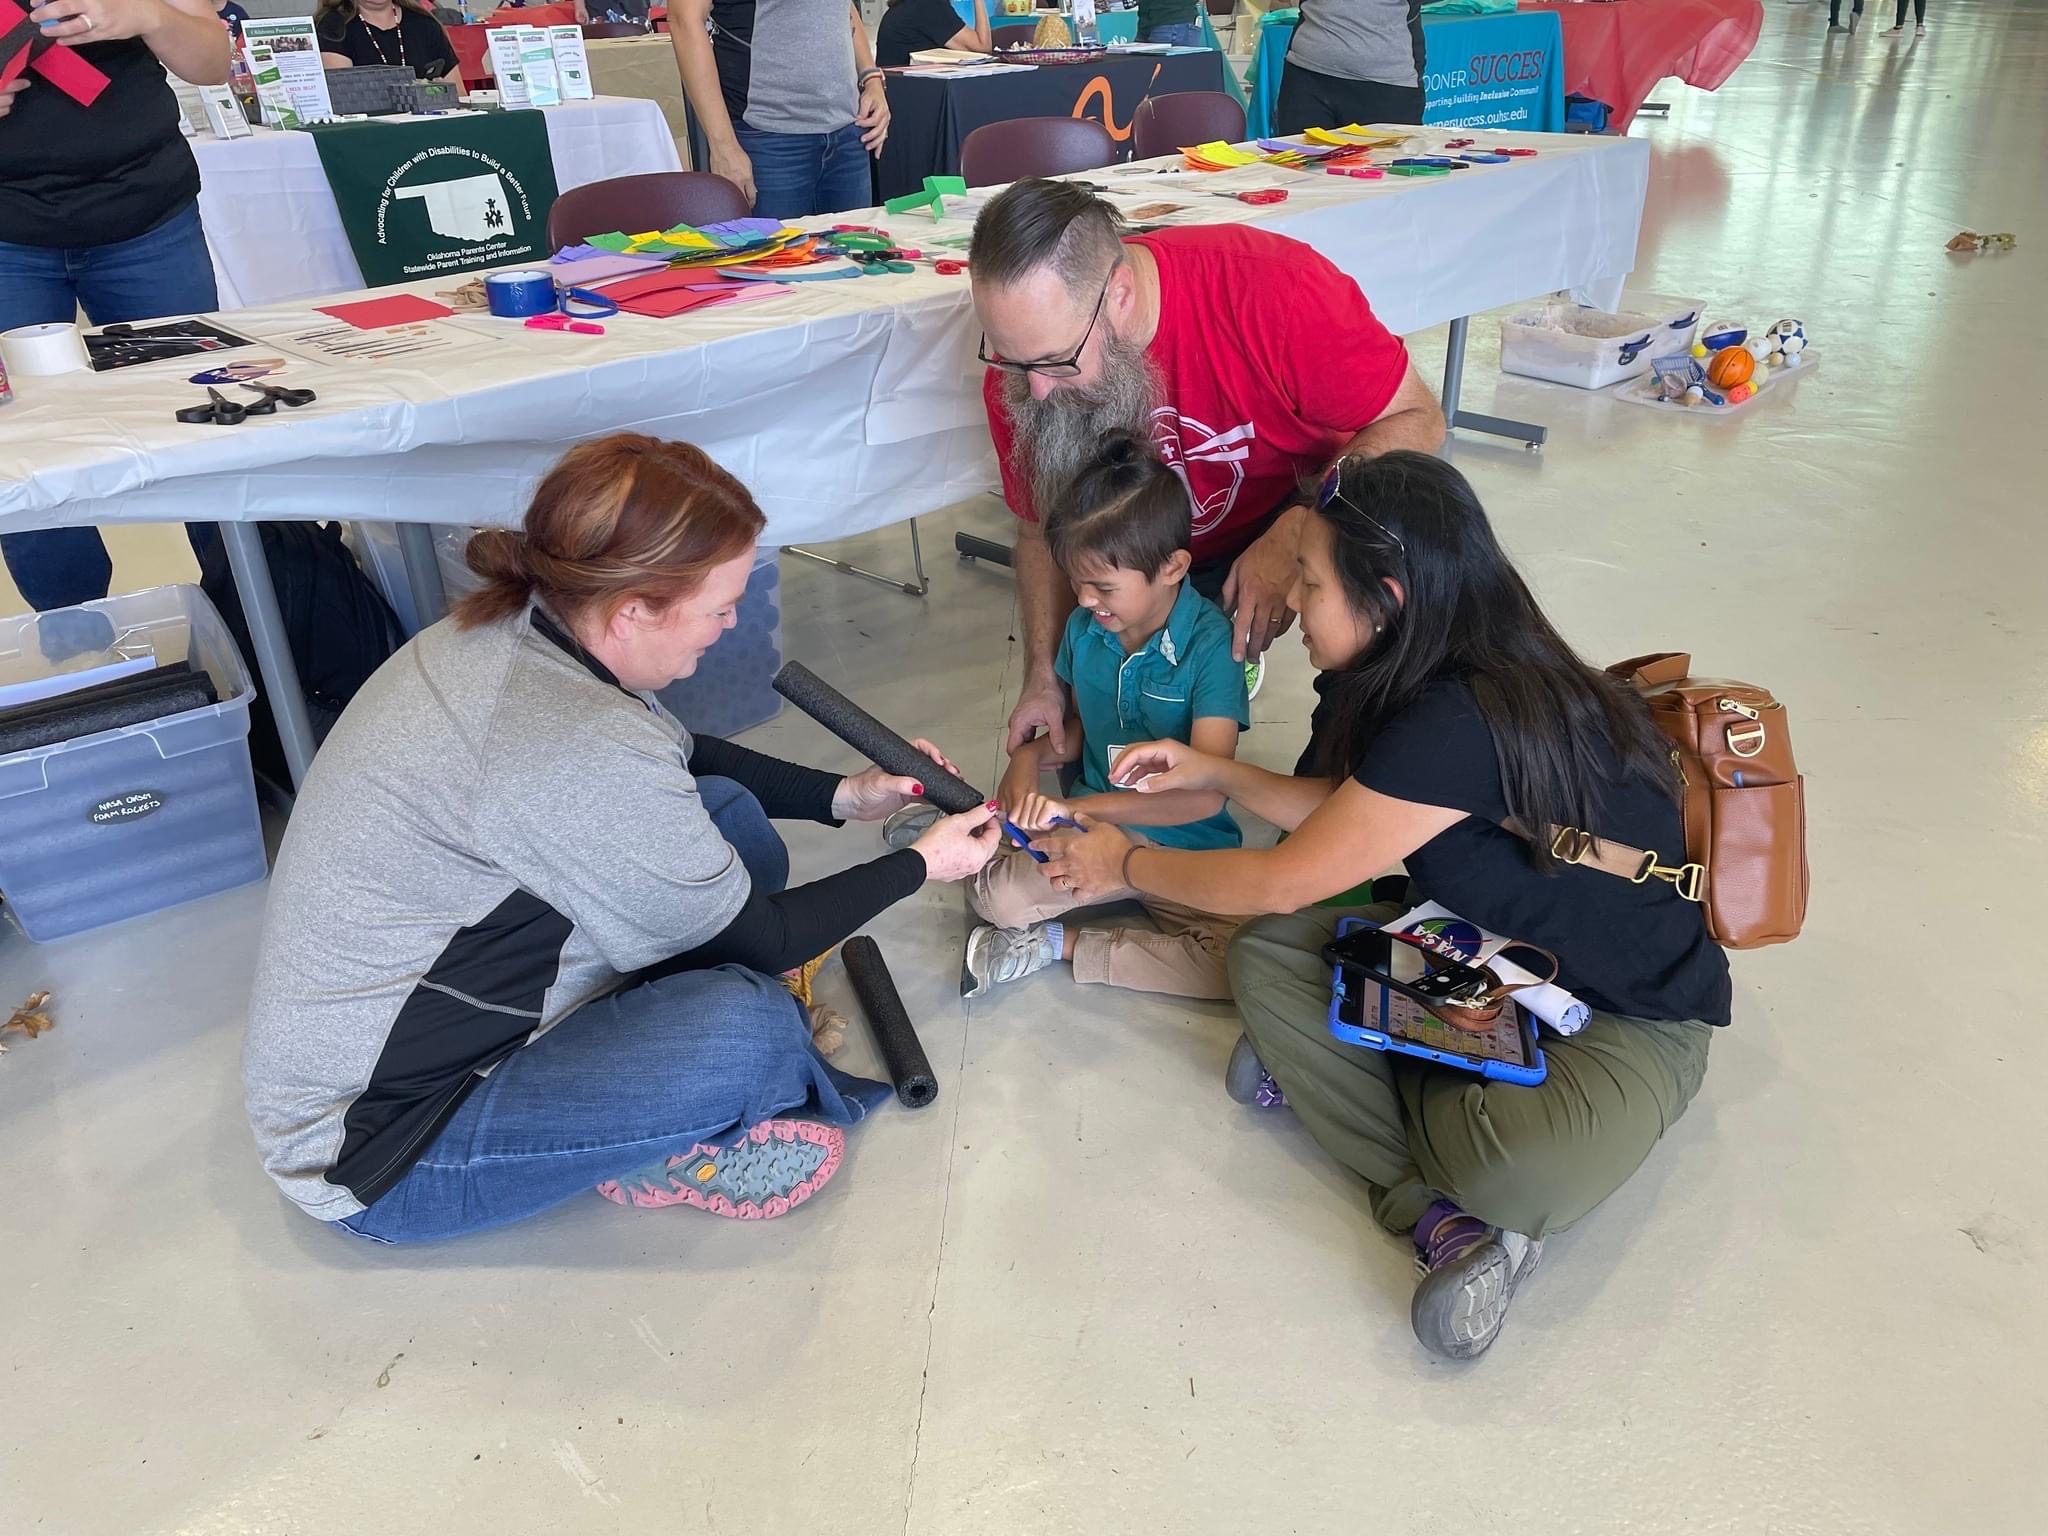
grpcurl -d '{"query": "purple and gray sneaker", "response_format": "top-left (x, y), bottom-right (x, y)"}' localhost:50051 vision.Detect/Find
top-left (1224, 1035), bottom-right (1287, 1108)
top-left (1409, 1197), bottom-right (1543, 1360)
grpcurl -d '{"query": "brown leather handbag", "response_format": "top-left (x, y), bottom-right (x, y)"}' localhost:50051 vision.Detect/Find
top-left (1518, 653), bottom-right (1808, 949)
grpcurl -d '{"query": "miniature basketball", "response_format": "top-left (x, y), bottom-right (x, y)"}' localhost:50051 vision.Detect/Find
top-left (1706, 346), bottom-right (1754, 389)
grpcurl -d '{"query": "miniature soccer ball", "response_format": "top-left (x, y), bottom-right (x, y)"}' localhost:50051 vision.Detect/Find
top-left (1768, 318), bottom-right (1808, 362)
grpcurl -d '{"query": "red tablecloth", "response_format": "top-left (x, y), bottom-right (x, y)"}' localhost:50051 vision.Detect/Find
top-left (444, 22), bottom-right (491, 90)
top-left (1519, 0), bottom-right (1762, 133)
top-left (482, 1), bottom-right (579, 24)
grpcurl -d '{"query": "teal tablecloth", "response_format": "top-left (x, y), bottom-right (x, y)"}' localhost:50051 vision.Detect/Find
top-left (958, 6), bottom-right (1247, 108)
top-left (1246, 8), bottom-right (1565, 138)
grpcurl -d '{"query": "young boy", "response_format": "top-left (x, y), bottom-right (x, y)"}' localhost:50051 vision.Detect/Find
top-left (965, 436), bottom-right (1251, 999)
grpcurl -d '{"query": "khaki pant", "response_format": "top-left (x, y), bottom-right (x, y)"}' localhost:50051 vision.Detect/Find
top-left (971, 846), bottom-right (1239, 1000)
top-left (1226, 904), bottom-right (1713, 1238)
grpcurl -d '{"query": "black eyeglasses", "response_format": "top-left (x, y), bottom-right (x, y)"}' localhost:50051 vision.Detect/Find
top-left (1316, 457), bottom-right (1405, 556)
top-left (977, 274), bottom-right (1111, 379)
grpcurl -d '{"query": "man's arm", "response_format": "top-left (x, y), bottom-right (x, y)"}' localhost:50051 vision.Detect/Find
top-left (1220, 360), bottom-right (1444, 662)
top-left (670, 0), bottom-right (755, 207)
top-left (1006, 518), bottom-right (1078, 754)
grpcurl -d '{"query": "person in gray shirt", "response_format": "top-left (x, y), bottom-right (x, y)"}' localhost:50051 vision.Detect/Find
top-left (1275, 0), bottom-right (1427, 134)
top-left (242, 434), bottom-right (999, 1242)
top-left (670, 0), bottom-right (893, 216)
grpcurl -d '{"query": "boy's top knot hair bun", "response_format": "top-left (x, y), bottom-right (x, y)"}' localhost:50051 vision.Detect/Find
top-left (1100, 431), bottom-right (1146, 469)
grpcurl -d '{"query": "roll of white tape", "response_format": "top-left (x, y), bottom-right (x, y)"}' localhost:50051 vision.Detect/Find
top-left (0, 322), bottom-right (90, 378)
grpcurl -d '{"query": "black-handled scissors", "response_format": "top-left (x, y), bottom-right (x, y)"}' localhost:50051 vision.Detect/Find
top-left (238, 380), bottom-right (317, 409)
top-left (175, 388), bottom-right (266, 425)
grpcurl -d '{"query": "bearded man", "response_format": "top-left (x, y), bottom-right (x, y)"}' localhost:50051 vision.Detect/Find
top-left (968, 178), bottom-right (1445, 758)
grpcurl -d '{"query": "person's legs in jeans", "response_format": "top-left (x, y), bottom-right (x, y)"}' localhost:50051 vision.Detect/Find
top-left (338, 963), bottom-right (893, 1242)
top-left (813, 122), bottom-right (873, 217)
top-left (1142, 21), bottom-right (1203, 45)
top-left (694, 775), bottom-right (789, 893)
top-left (734, 122), bottom-right (825, 219)
top-left (0, 203), bottom-right (221, 611)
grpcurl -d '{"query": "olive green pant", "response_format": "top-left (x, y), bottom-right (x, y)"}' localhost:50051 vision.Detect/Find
top-left (1226, 905), bottom-right (1713, 1239)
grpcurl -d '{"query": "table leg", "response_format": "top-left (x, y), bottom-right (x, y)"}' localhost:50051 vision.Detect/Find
top-left (1441, 315), bottom-right (1548, 451)
top-left (397, 522), bottom-right (449, 628)
top-left (954, 532), bottom-right (1014, 568)
top-left (784, 520), bottom-right (930, 598)
top-left (220, 521), bottom-right (317, 789)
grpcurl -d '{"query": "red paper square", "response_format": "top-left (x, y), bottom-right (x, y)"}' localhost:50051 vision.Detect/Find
top-left (314, 294), bottom-right (459, 330)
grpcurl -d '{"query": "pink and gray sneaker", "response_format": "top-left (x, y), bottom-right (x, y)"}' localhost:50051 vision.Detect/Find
top-left (1409, 1197), bottom-right (1544, 1360)
top-left (596, 1119), bottom-right (844, 1220)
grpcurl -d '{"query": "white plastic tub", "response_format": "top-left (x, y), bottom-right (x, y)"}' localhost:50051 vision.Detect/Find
top-left (1499, 290), bottom-right (1705, 390)
top-left (0, 584), bottom-right (265, 942)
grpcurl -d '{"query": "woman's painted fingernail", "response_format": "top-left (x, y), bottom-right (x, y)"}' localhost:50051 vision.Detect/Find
top-left (986, 801), bottom-right (1000, 812)
top-left (914, 783), bottom-right (925, 795)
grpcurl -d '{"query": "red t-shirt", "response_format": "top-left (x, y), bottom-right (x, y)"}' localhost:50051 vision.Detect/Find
top-left (983, 224), bottom-right (1411, 563)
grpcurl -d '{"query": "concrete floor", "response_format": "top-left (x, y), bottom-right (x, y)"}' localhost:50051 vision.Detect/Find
top-left (4, 5), bottom-right (2045, 1531)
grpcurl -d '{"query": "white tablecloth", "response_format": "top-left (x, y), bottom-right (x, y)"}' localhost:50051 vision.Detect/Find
top-left (193, 98), bottom-right (684, 309)
top-left (2, 130), bottom-right (1649, 548)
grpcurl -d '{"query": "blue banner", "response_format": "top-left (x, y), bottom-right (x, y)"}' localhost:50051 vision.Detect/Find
top-left (1248, 10), bottom-right (1564, 138)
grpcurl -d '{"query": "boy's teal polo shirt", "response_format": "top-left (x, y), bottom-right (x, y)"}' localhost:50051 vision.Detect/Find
top-left (1053, 581), bottom-right (1251, 850)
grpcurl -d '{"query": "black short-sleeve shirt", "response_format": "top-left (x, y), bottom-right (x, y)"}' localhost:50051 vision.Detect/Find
top-left (876, 0), bottom-right (968, 66)
top-left (0, 39), bottom-right (200, 249)
top-left (317, 7), bottom-right (459, 78)
top-left (1352, 679), bottom-right (1731, 1025)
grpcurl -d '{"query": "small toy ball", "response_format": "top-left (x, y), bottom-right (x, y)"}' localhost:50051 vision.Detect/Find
top-left (1683, 384), bottom-right (1705, 406)
top-left (1768, 318), bottom-right (1808, 360)
top-left (1726, 381), bottom-right (1756, 404)
top-left (1700, 321), bottom-right (1747, 351)
top-left (1705, 345), bottom-right (1754, 389)
top-left (1690, 342), bottom-right (1709, 359)
top-left (1744, 334), bottom-right (1774, 364)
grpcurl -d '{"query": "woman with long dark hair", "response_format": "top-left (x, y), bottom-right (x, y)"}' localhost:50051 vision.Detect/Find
top-left (1039, 452), bottom-right (1729, 1359)
top-left (315, 0), bottom-right (458, 78)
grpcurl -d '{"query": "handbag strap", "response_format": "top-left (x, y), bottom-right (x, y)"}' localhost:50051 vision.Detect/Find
top-left (1501, 818), bottom-right (1705, 903)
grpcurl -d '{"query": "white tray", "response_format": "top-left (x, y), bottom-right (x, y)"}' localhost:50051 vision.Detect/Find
top-left (1612, 351), bottom-right (1820, 416)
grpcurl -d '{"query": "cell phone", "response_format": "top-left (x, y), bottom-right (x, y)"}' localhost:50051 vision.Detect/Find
top-left (1321, 924), bottom-right (1494, 1009)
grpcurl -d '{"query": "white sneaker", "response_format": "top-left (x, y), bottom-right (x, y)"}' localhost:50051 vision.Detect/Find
top-left (963, 922), bottom-right (1059, 998)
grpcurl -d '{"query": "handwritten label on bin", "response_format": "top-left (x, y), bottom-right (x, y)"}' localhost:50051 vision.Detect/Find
top-left (89, 790), bottom-right (166, 826)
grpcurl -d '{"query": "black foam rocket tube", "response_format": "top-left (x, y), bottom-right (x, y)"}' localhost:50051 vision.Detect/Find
top-left (772, 661), bottom-right (986, 815)
top-left (842, 936), bottom-right (938, 1109)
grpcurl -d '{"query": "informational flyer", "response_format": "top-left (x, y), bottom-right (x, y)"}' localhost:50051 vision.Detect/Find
top-left (518, 25), bottom-right (561, 107)
top-left (486, 25), bottom-right (531, 107)
top-left (239, 17), bottom-right (332, 126)
top-left (548, 24), bottom-right (594, 101)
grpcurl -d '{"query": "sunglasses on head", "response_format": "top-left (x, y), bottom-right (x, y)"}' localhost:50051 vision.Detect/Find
top-left (1316, 458), bottom-right (1406, 555)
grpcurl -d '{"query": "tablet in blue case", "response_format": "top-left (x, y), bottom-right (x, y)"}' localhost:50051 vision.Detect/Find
top-left (1325, 916), bottom-right (1548, 1086)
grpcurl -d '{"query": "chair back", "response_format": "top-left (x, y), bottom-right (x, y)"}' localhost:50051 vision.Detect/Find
top-left (1131, 91), bottom-right (1246, 161)
top-left (545, 171), bottom-right (753, 250)
top-left (960, 116), bottom-right (1118, 187)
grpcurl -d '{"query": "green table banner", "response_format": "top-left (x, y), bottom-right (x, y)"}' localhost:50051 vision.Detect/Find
top-left (308, 110), bottom-right (562, 289)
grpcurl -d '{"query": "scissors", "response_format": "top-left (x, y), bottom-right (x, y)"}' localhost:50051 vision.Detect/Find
top-left (1209, 188), bottom-right (1290, 205)
top-left (526, 313), bottom-right (606, 334)
top-left (237, 379), bottom-right (316, 409)
top-left (175, 387), bottom-right (270, 425)
top-left (932, 258), bottom-right (969, 276)
top-left (1327, 166), bottom-right (1385, 180)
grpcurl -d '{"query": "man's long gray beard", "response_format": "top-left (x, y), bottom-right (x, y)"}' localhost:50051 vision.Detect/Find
top-left (1001, 330), bottom-right (1159, 518)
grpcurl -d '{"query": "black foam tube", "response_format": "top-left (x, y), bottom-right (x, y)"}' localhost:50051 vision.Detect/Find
top-left (842, 935), bottom-right (938, 1109)
top-left (772, 661), bottom-right (985, 814)
top-left (0, 674), bottom-right (219, 756)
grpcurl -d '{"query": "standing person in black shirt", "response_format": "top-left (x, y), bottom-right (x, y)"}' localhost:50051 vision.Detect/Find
top-left (0, 0), bottom-right (230, 613)
top-left (1039, 451), bottom-right (1729, 1361)
top-left (315, 0), bottom-right (458, 78)
top-left (875, 0), bottom-right (990, 68)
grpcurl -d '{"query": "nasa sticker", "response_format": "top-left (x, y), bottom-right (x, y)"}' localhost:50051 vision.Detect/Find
top-left (89, 790), bottom-right (167, 826)
top-left (189, 358), bottom-right (288, 386)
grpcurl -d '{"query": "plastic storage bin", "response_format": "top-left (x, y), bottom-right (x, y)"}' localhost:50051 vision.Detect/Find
top-left (0, 585), bottom-right (266, 942)
top-left (656, 547), bottom-right (784, 739)
top-left (1498, 290), bottom-right (1704, 390)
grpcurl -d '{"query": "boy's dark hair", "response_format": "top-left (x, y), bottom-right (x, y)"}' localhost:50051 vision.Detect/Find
top-left (1043, 433), bottom-right (1190, 579)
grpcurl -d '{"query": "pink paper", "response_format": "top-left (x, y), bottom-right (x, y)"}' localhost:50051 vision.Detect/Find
top-left (315, 294), bottom-right (457, 330)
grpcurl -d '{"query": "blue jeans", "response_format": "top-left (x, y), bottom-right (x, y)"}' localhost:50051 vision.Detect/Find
top-left (338, 778), bottom-right (893, 1243)
top-left (1143, 22), bottom-right (1204, 45)
top-left (734, 119), bottom-right (873, 219)
top-left (0, 202), bottom-right (219, 613)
